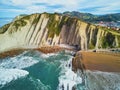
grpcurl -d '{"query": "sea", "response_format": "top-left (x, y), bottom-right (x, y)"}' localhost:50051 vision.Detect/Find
top-left (0, 50), bottom-right (83, 90)
top-left (0, 50), bottom-right (120, 90)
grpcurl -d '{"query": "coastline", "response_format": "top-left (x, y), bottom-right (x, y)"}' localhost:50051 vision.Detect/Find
top-left (0, 49), bottom-right (27, 59)
top-left (0, 45), bottom-right (75, 58)
top-left (36, 45), bottom-right (75, 54)
top-left (0, 46), bottom-right (120, 73)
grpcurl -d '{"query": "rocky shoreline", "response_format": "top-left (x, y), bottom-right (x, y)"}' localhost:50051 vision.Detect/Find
top-left (36, 45), bottom-right (75, 54)
top-left (0, 46), bottom-right (120, 73)
top-left (0, 49), bottom-right (27, 59)
top-left (0, 45), bottom-right (75, 58)
top-left (75, 51), bottom-right (120, 72)
top-left (0, 46), bottom-right (120, 90)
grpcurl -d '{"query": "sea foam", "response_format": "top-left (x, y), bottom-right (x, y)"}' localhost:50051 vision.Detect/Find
top-left (0, 51), bottom-right (39, 87)
top-left (58, 57), bottom-right (82, 90)
top-left (0, 56), bottom-right (39, 69)
top-left (41, 53), bottom-right (58, 58)
top-left (0, 69), bottom-right (29, 87)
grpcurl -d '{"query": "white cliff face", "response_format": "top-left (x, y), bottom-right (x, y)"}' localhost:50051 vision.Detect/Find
top-left (78, 22), bottom-right (88, 50)
top-left (0, 13), bottom-right (120, 52)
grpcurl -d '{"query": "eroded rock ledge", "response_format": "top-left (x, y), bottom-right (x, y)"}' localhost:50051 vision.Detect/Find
top-left (0, 45), bottom-right (75, 59)
top-left (73, 51), bottom-right (120, 72)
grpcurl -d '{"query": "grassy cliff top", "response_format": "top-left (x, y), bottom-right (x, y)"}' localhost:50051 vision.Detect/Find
top-left (0, 12), bottom-right (120, 36)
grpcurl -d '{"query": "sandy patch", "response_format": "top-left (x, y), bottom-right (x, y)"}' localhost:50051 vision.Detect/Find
top-left (81, 52), bottom-right (120, 72)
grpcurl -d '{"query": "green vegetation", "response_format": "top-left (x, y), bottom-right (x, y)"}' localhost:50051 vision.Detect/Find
top-left (63, 11), bottom-right (120, 22)
top-left (42, 12), bottom-right (49, 18)
top-left (59, 16), bottom-right (68, 29)
top-left (59, 16), bottom-right (77, 27)
top-left (101, 33), bottom-right (115, 48)
top-left (100, 26), bottom-right (120, 36)
top-left (13, 19), bottom-right (27, 29)
top-left (101, 37), bottom-right (109, 48)
top-left (22, 15), bottom-right (31, 20)
top-left (63, 11), bottom-right (95, 22)
top-left (33, 17), bottom-right (39, 24)
top-left (32, 14), bottom-right (41, 24)
top-left (87, 27), bottom-right (98, 49)
top-left (47, 13), bottom-right (78, 38)
top-left (116, 36), bottom-right (120, 47)
top-left (66, 18), bottom-right (77, 26)
top-left (89, 42), bottom-right (95, 49)
top-left (0, 23), bottom-right (10, 34)
top-left (98, 26), bottom-right (120, 48)
top-left (89, 39), bottom-right (95, 49)
top-left (0, 15), bottom-right (31, 34)
top-left (8, 18), bottom-right (27, 34)
top-left (47, 14), bottom-right (61, 38)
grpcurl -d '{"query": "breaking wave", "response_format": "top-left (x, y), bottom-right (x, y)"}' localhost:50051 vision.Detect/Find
top-left (58, 56), bottom-right (82, 90)
top-left (0, 50), bottom-right (39, 87)
top-left (0, 69), bottom-right (28, 87)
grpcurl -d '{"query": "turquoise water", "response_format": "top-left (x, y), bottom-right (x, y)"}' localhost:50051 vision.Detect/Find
top-left (0, 50), bottom-right (83, 90)
top-left (0, 50), bottom-right (119, 90)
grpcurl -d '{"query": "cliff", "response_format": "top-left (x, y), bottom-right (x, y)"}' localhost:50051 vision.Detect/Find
top-left (0, 13), bottom-right (120, 52)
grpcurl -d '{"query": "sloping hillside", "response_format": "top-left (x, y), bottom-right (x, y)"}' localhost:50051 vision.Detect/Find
top-left (0, 13), bottom-right (120, 52)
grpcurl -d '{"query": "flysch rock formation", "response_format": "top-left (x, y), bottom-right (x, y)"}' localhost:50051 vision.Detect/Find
top-left (0, 13), bottom-right (120, 52)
